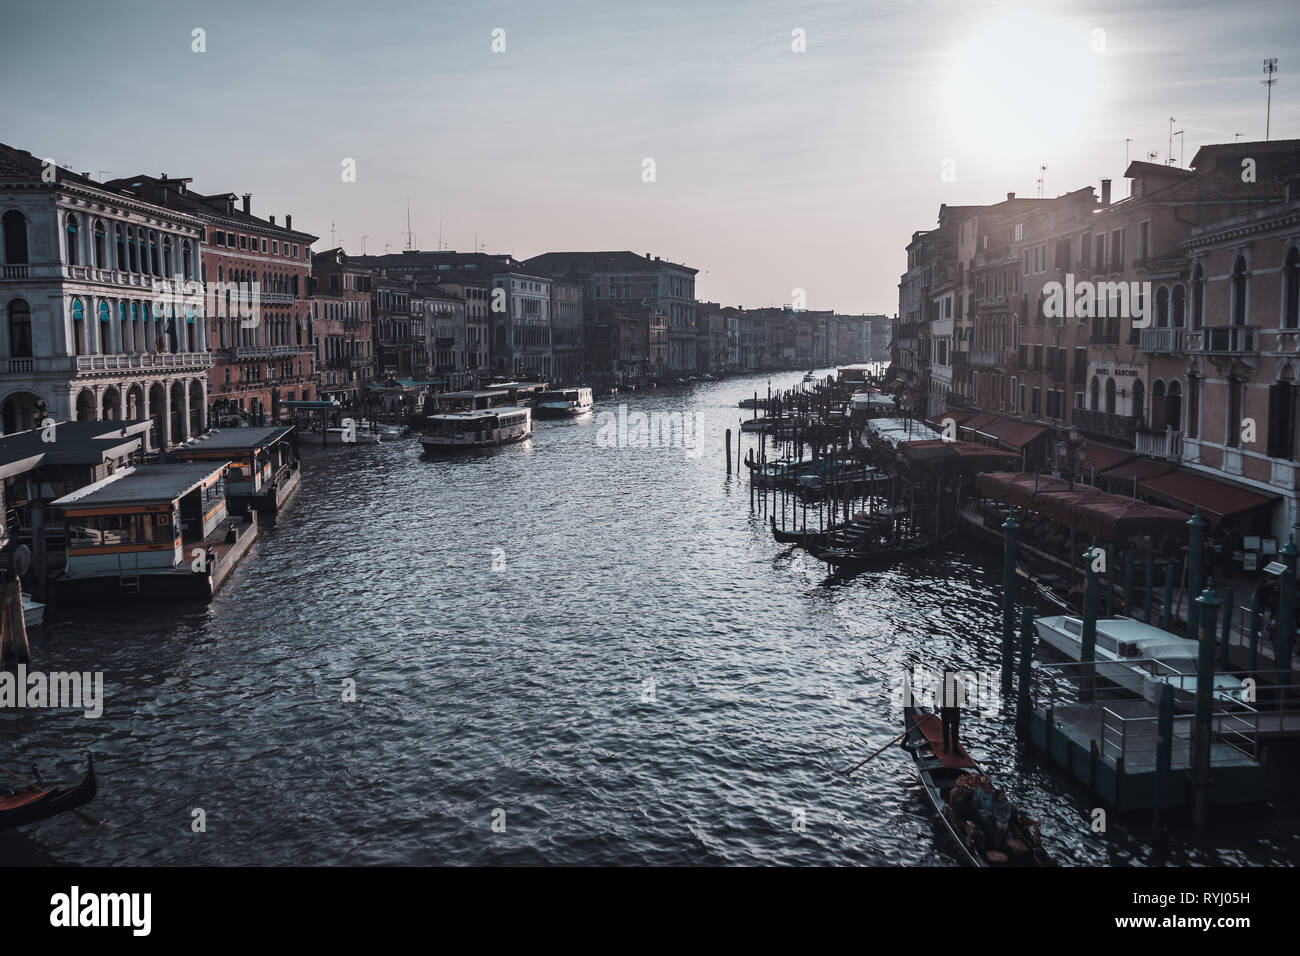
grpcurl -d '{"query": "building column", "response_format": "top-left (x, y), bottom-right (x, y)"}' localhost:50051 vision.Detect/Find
top-left (161, 379), bottom-right (173, 448)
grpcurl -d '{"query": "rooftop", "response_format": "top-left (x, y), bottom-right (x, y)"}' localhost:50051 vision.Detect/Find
top-left (51, 463), bottom-right (226, 509)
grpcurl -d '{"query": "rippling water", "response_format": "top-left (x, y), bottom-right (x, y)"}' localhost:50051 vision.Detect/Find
top-left (4, 371), bottom-right (1299, 866)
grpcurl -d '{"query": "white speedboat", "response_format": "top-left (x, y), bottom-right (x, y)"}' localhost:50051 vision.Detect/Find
top-left (534, 387), bottom-right (594, 418)
top-left (1034, 614), bottom-right (1246, 703)
top-left (420, 407), bottom-right (532, 453)
top-left (323, 420), bottom-right (382, 445)
top-left (379, 424), bottom-right (410, 440)
top-left (22, 593), bottom-right (44, 628)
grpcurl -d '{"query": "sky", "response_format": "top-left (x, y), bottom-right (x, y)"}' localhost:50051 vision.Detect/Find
top-left (1, 0), bottom-right (1297, 314)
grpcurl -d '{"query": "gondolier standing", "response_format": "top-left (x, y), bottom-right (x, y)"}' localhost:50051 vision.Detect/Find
top-left (940, 668), bottom-right (961, 754)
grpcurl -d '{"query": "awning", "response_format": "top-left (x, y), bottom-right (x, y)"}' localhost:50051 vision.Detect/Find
top-left (1098, 458), bottom-right (1176, 484)
top-left (1079, 441), bottom-right (1135, 474)
top-left (976, 471), bottom-right (1073, 508)
top-left (898, 439), bottom-right (1019, 465)
top-left (1138, 469), bottom-right (1280, 523)
top-left (983, 419), bottom-right (1047, 451)
top-left (959, 412), bottom-right (1000, 433)
top-left (1066, 497), bottom-right (1191, 541)
top-left (1027, 485), bottom-right (1110, 521)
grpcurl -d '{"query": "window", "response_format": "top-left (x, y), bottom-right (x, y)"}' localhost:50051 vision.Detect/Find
top-left (93, 220), bottom-right (106, 268)
top-left (1192, 265), bottom-right (1205, 329)
top-left (7, 299), bottom-right (32, 357)
top-left (1285, 248), bottom-right (1300, 330)
top-left (273, 240), bottom-right (279, 255)
top-left (239, 235), bottom-right (247, 250)
top-left (1226, 378), bottom-right (1243, 446)
top-left (1232, 256), bottom-right (1249, 325)
top-left (1094, 234), bottom-right (1105, 271)
top-left (1110, 229), bottom-right (1124, 270)
top-left (71, 297), bottom-right (86, 355)
top-left (65, 214), bottom-right (80, 265)
top-left (114, 224), bottom-right (126, 269)
top-left (1268, 377), bottom-right (1297, 459)
top-left (1137, 221), bottom-right (1150, 261)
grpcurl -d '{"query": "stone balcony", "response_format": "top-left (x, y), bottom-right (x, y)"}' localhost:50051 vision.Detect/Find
top-left (1138, 327), bottom-right (1187, 355)
top-left (1190, 326), bottom-right (1257, 355)
top-left (229, 345), bottom-right (312, 360)
top-left (73, 351), bottom-right (214, 375)
top-left (1135, 426), bottom-right (1182, 460)
top-left (1073, 408), bottom-right (1138, 442)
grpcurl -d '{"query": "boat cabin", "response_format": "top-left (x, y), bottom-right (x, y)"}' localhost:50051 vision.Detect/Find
top-left (175, 426), bottom-right (301, 515)
top-left (487, 381), bottom-right (549, 406)
top-left (49, 462), bottom-right (257, 601)
top-left (430, 389), bottom-right (514, 413)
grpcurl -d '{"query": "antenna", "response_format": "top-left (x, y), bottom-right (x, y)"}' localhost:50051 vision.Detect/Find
top-left (1168, 117), bottom-right (1176, 165)
top-left (330, 221), bottom-right (336, 248)
top-left (1235, 132), bottom-right (1243, 142)
top-left (1124, 138), bottom-right (1133, 166)
top-left (361, 234), bottom-right (369, 254)
top-left (97, 170), bottom-right (111, 182)
top-left (1263, 58), bottom-right (1279, 141)
top-left (1035, 164), bottom-right (1047, 198)
top-left (1173, 129), bottom-right (1185, 167)
top-left (404, 201), bottom-right (415, 251)
top-left (1147, 150), bottom-right (1159, 162)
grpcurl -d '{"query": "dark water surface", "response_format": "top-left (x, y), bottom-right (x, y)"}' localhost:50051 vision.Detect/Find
top-left (5, 371), bottom-right (1299, 866)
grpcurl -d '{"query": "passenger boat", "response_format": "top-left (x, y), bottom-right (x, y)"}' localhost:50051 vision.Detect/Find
top-left (534, 387), bottom-right (594, 417)
top-left (420, 407), bottom-right (532, 453)
top-left (0, 756), bottom-right (96, 831)
top-left (1033, 614), bottom-right (1247, 703)
top-left (901, 707), bottom-right (1052, 867)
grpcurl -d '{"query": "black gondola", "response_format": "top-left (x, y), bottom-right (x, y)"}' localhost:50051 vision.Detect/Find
top-left (901, 707), bottom-right (1051, 867)
top-left (812, 527), bottom-right (955, 568)
top-left (0, 755), bottom-right (96, 831)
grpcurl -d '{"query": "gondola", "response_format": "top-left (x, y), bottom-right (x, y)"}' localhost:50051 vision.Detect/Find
top-left (901, 707), bottom-right (1052, 867)
top-left (770, 513), bottom-right (889, 549)
top-left (0, 755), bottom-right (96, 831)
top-left (812, 527), bottom-right (955, 568)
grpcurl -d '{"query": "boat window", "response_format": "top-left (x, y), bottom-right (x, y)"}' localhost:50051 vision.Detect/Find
top-left (1064, 618), bottom-right (1082, 636)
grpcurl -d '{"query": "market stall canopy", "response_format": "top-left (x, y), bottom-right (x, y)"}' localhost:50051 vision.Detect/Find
top-left (1025, 485), bottom-right (1110, 521)
top-left (1066, 497), bottom-right (1191, 541)
top-left (1097, 458), bottom-right (1176, 485)
top-left (863, 418), bottom-right (940, 448)
top-left (975, 471), bottom-right (1073, 508)
top-left (1079, 441), bottom-right (1135, 475)
top-left (899, 440), bottom-right (1019, 466)
top-left (1138, 469), bottom-right (1279, 523)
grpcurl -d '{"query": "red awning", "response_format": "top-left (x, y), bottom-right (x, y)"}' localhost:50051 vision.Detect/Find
top-left (1099, 458), bottom-right (1175, 483)
top-left (990, 420), bottom-right (1047, 451)
top-left (976, 471), bottom-right (1073, 507)
top-left (899, 439), bottom-right (1019, 465)
top-left (1066, 497), bottom-right (1190, 541)
top-left (960, 412), bottom-right (999, 434)
top-left (1138, 469), bottom-right (1279, 522)
top-left (1026, 485), bottom-right (1109, 521)
top-left (1079, 442), bottom-right (1135, 474)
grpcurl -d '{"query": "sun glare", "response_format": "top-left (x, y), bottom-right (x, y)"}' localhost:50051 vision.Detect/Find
top-left (939, 9), bottom-right (1106, 170)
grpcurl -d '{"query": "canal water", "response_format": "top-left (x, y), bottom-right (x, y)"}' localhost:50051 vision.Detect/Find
top-left (5, 371), bottom-right (1299, 866)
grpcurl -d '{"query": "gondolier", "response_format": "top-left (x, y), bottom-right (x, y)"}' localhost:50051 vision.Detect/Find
top-left (940, 668), bottom-right (961, 754)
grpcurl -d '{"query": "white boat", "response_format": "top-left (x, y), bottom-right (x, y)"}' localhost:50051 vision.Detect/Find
top-left (534, 387), bottom-right (594, 417)
top-left (1034, 614), bottom-right (1246, 703)
top-left (420, 407), bottom-right (532, 453)
top-left (22, 594), bottom-right (44, 628)
top-left (379, 424), bottom-right (410, 440)
top-left (323, 420), bottom-right (382, 445)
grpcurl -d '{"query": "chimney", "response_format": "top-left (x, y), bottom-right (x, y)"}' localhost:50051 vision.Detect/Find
top-left (285, 214), bottom-right (292, 231)
top-left (242, 193), bottom-right (251, 214)
top-left (1101, 179), bottom-right (1112, 207)
top-left (269, 214), bottom-right (276, 226)
top-left (1007, 192), bottom-right (1015, 201)
top-left (645, 252), bottom-right (651, 260)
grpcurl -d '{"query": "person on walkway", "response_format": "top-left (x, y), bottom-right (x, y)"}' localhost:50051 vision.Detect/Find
top-left (940, 667), bottom-right (962, 754)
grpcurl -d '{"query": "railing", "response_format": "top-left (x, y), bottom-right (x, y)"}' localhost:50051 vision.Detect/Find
top-left (1196, 326), bottom-right (1257, 354)
top-left (969, 349), bottom-right (1004, 367)
top-left (230, 345), bottom-right (310, 360)
top-left (1, 265), bottom-right (29, 280)
top-left (74, 351), bottom-right (214, 372)
top-left (6, 358), bottom-right (33, 373)
top-left (1073, 407), bottom-right (1138, 441)
top-left (1139, 327), bottom-right (1187, 354)
top-left (1135, 426), bottom-right (1183, 460)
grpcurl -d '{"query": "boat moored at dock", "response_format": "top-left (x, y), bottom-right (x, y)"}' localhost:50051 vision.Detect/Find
top-left (176, 426), bottom-right (302, 516)
top-left (534, 387), bottom-right (594, 417)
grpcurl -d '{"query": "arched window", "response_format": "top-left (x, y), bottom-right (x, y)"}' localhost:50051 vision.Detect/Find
top-left (1192, 265), bottom-right (1205, 330)
top-left (1172, 285), bottom-right (1186, 328)
top-left (2, 210), bottom-right (30, 265)
top-left (1232, 256), bottom-right (1249, 326)
top-left (1132, 378), bottom-right (1145, 423)
top-left (148, 231), bottom-right (160, 276)
top-left (65, 214), bottom-right (80, 266)
top-left (1269, 368), bottom-right (1297, 460)
top-left (114, 224), bottom-right (126, 270)
top-left (120, 302), bottom-right (132, 352)
top-left (162, 236), bottom-right (173, 277)
top-left (1089, 375), bottom-right (1100, 411)
top-left (1152, 380), bottom-right (1166, 428)
top-left (8, 299), bottom-right (32, 357)
top-left (1155, 286), bottom-right (1169, 328)
top-left (93, 220), bottom-right (106, 268)
top-left (1285, 247), bottom-right (1300, 330)
top-left (1188, 373), bottom-right (1201, 439)
top-left (1167, 380), bottom-right (1182, 431)
top-left (136, 228), bottom-right (146, 273)
top-left (71, 297), bottom-right (86, 355)
top-left (98, 301), bottom-right (111, 353)
top-left (182, 240), bottom-right (193, 280)
top-left (1105, 377), bottom-right (1116, 414)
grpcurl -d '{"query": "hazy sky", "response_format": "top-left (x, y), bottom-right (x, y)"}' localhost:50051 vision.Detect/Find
top-left (2, 0), bottom-right (1296, 313)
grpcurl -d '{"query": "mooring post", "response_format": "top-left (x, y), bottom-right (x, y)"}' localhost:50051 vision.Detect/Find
top-left (1144, 556), bottom-right (1154, 624)
top-left (1016, 606), bottom-right (1034, 737)
top-left (1279, 537), bottom-right (1296, 675)
top-left (1192, 586), bottom-right (1221, 833)
top-left (1187, 511), bottom-right (1207, 636)
top-left (725, 428), bottom-right (732, 474)
top-left (1001, 515), bottom-right (1019, 696)
top-left (1219, 586), bottom-right (1234, 668)
top-left (1153, 682), bottom-right (1174, 840)
top-left (1081, 542), bottom-right (1100, 702)
top-left (1249, 591), bottom-right (1261, 673)
top-left (1105, 544), bottom-right (1115, 617)
top-left (1163, 561), bottom-right (1175, 631)
top-left (1123, 549), bottom-right (1134, 617)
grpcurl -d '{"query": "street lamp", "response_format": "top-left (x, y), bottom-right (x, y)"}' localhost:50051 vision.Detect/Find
top-left (1064, 426), bottom-right (1084, 490)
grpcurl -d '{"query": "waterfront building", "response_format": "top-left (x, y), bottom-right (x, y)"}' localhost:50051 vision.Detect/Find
top-left (490, 271), bottom-right (552, 378)
top-left (107, 177), bottom-right (318, 427)
top-left (0, 144), bottom-right (212, 448)
top-left (417, 285), bottom-right (469, 388)
top-left (550, 278), bottom-right (585, 384)
top-left (521, 251), bottom-right (698, 373)
top-left (309, 249), bottom-right (375, 406)
top-left (372, 276), bottom-right (418, 379)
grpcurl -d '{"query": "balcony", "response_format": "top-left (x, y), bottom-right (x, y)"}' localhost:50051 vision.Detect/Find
top-left (74, 351), bottom-right (213, 374)
top-left (1135, 426), bottom-right (1182, 460)
top-left (970, 349), bottom-right (1005, 367)
top-left (230, 345), bottom-right (311, 360)
top-left (1193, 326), bottom-right (1257, 355)
top-left (1, 265), bottom-right (29, 280)
top-left (6, 358), bottom-right (33, 373)
top-left (1073, 408), bottom-right (1138, 441)
top-left (1139, 327), bottom-right (1186, 355)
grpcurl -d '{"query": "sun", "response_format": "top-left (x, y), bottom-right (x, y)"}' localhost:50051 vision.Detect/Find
top-left (938, 9), bottom-right (1107, 169)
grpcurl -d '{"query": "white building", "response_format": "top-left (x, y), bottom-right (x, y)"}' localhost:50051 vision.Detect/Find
top-left (0, 144), bottom-right (212, 448)
top-left (490, 272), bottom-right (552, 377)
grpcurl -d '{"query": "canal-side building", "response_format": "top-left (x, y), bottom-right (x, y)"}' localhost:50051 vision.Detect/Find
top-left (490, 271), bottom-right (552, 378)
top-left (372, 276), bottom-right (417, 379)
top-left (0, 143), bottom-right (212, 449)
top-left (309, 248), bottom-right (375, 406)
top-left (415, 284), bottom-right (468, 388)
top-left (105, 176), bottom-right (319, 428)
top-left (550, 278), bottom-right (584, 385)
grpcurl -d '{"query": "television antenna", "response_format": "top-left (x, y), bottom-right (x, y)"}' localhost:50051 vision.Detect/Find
top-left (1263, 58), bottom-right (1279, 140)
top-left (1124, 138), bottom-right (1133, 165)
top-left (1167, 117), bottom-right (1176, 165)
top-left (361, 234), bottom-right (369, 254)
top-left (404, 202), bottom-right (416, 251)
top-left (1174, 129), bottom-right (1185, 167)
top-left (1036, 164), bottom-right (1047, 198)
